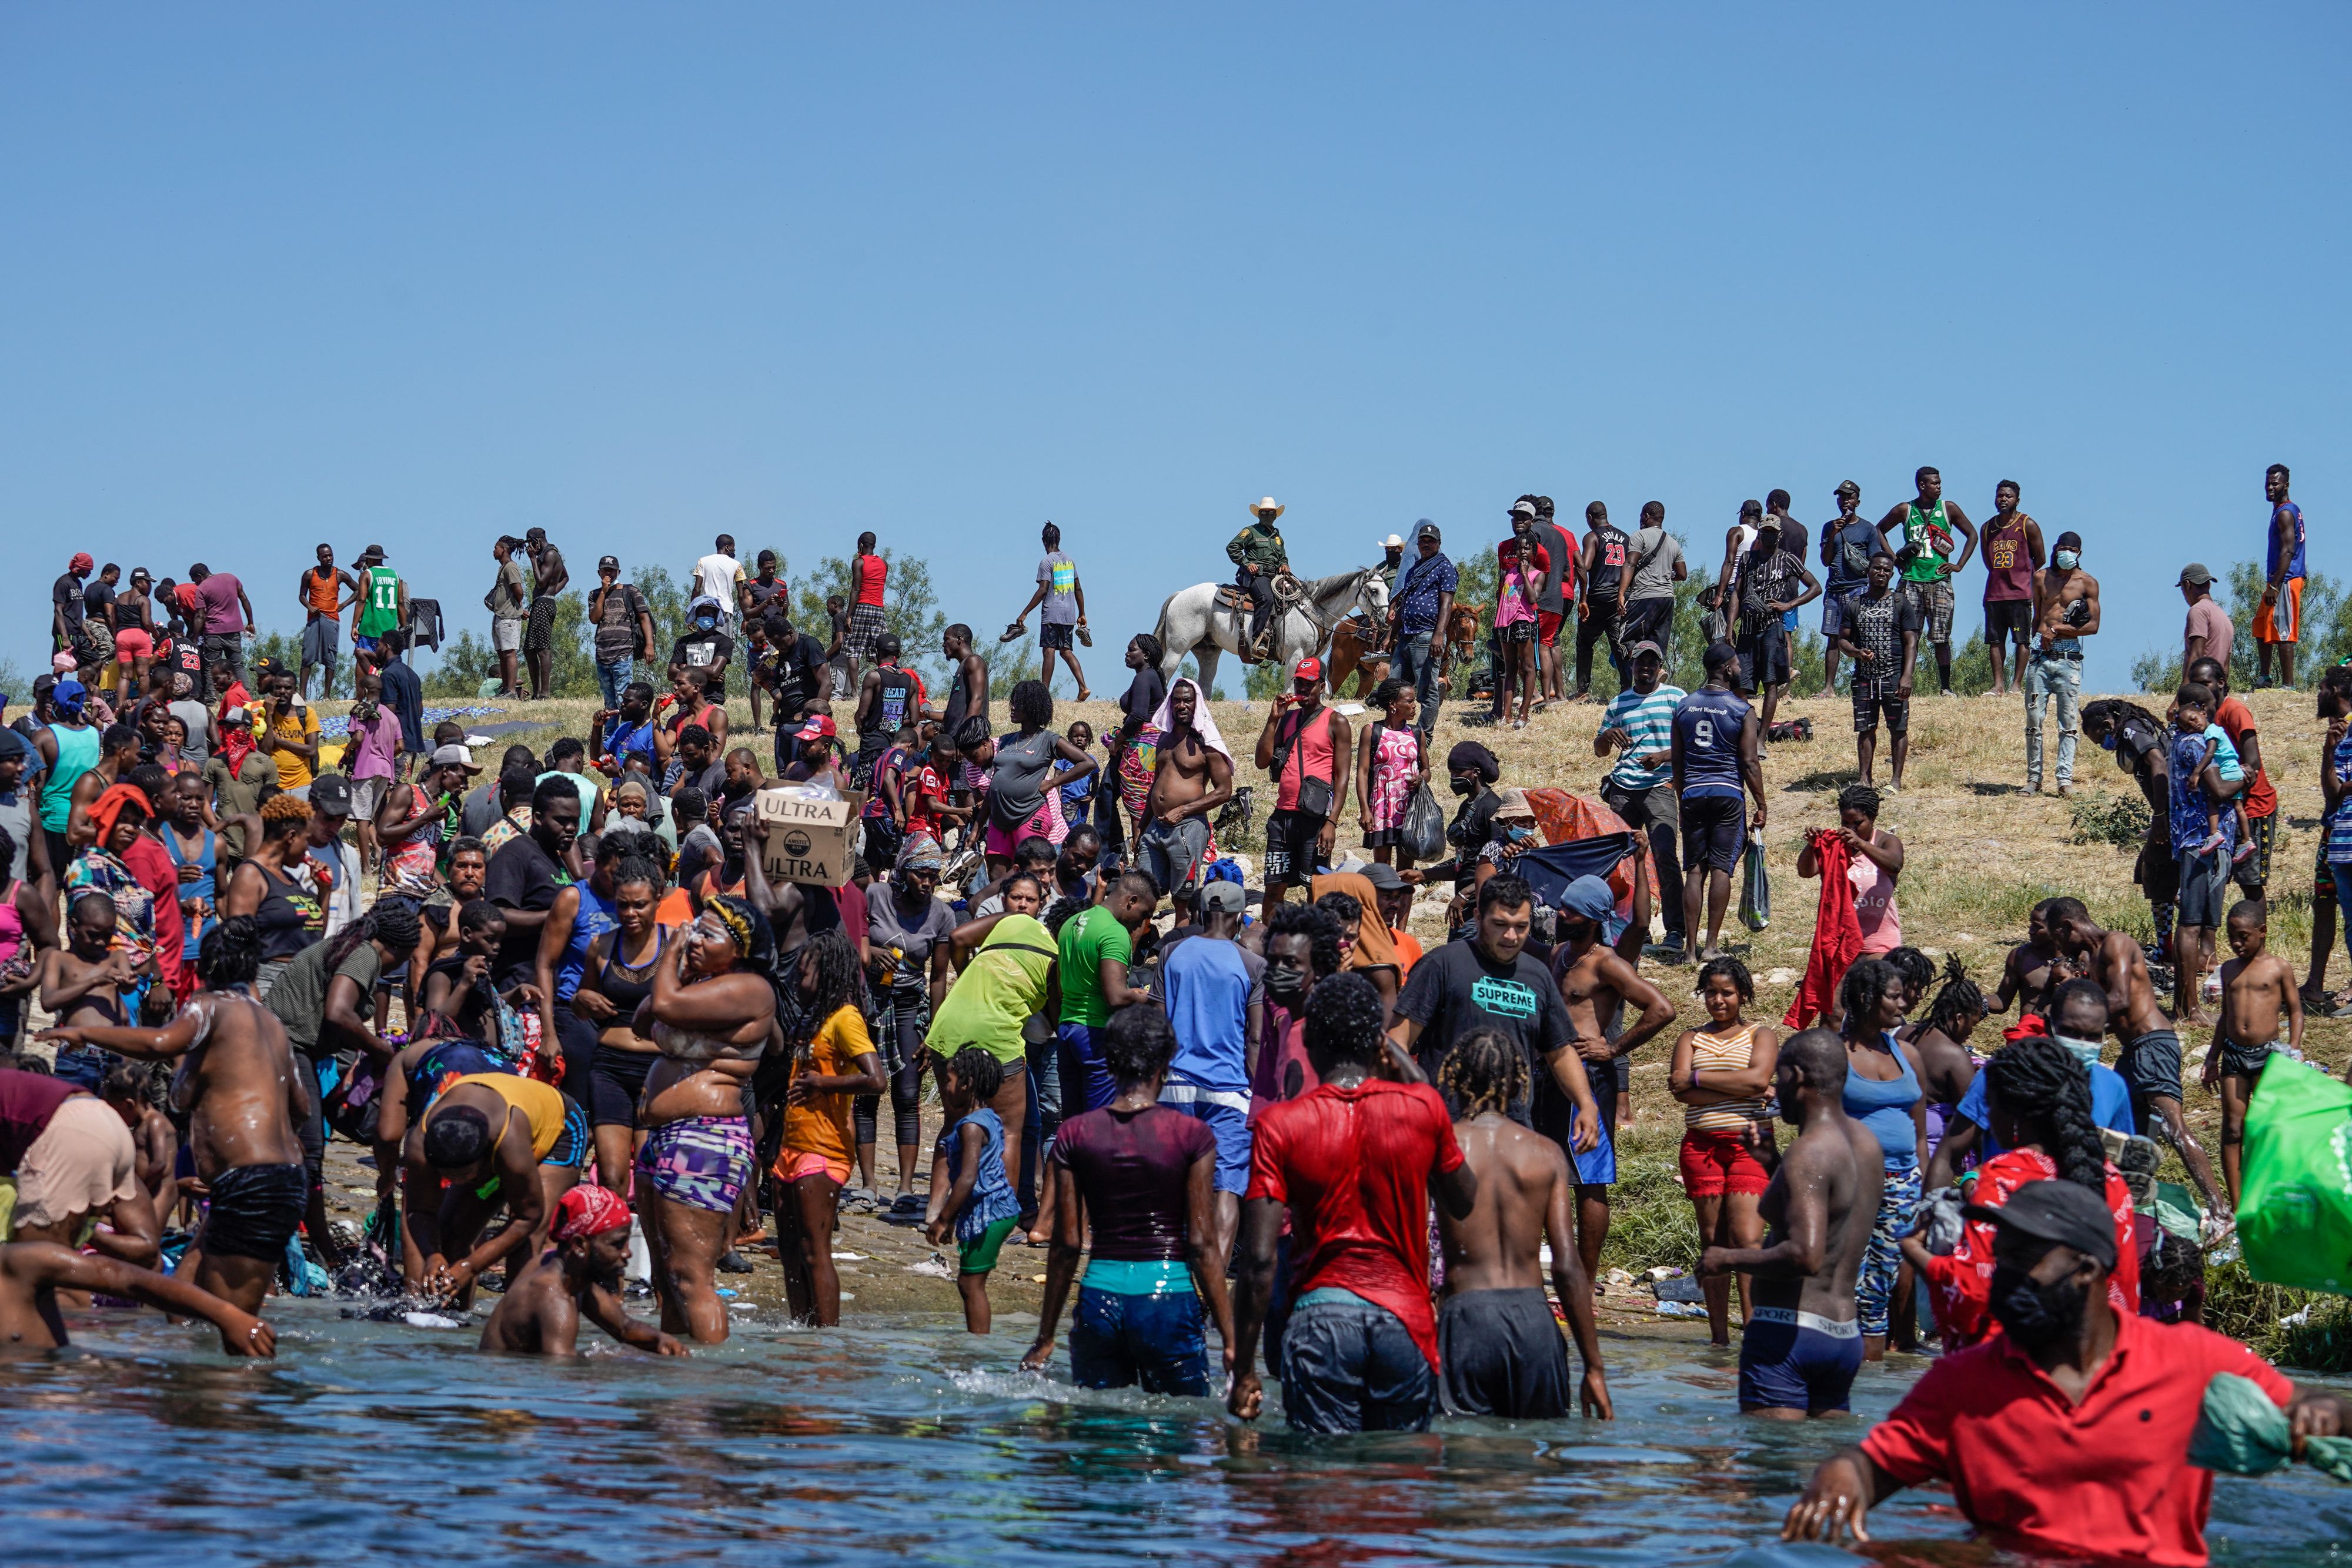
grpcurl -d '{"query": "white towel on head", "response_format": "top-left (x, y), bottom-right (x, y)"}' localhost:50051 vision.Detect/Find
top-left (1148, 677), bottom-right (1232, 765)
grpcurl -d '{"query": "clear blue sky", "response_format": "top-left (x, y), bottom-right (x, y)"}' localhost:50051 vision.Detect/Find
top-left (4, 5), bottom-right (2344, 693)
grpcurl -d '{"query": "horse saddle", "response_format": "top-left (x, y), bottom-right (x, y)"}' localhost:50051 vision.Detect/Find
top-left (1212, 584), bottom-right (1252, 614)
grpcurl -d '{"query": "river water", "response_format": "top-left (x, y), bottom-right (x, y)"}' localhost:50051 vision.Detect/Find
top-left (3, 1304), bottom-right (2347, 1567)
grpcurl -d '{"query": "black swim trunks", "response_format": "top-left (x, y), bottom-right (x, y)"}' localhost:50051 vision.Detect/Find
top-left (199, 1161), bottom-right (309, 1261)
top-left (2216, 1035), bottom-right (2278, 1079)
top-left (2119, 1028), bottom-right (2184, 1127)
top-left (1438, 1286), bottom-right (1573, 1419)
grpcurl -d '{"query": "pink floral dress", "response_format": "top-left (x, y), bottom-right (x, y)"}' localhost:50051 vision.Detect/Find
top-left (1365, 723), bottom-right (1420, 837)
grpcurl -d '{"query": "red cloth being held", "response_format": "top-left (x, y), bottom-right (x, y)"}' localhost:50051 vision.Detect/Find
top-left (1785, 827), bottom-right (1862, 1030)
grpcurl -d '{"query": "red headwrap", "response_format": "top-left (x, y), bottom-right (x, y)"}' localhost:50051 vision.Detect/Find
top-left (552, 1184), bottom-right (632, 1242)
top-left (70, 551), bottom-right (93, 573)
top-left (88, 783), bottom-right (154, 850)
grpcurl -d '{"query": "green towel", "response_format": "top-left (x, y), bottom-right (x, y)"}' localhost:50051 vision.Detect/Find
top-left (2188, 1372), bottom-right (2352, 1482)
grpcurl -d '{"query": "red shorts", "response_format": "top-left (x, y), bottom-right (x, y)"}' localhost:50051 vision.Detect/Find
top-left (1538, 609), bottom-right (1563, 646)
top-left (1679, 1125), bottom-right (1773, 1196)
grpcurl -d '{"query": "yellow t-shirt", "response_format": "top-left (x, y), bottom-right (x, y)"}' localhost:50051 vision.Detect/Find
top-left (447, 1072), bottom-right (568, 1160)
top-left (249, 700), bottom-right (320, 790)
top-left (784, 1004), bottom-right (873, 1168)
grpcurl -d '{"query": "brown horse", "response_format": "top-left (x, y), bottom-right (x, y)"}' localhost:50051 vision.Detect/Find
top-left (1327, 618), bottom-right (1391, 698)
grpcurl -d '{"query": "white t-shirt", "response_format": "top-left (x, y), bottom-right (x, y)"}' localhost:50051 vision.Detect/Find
top-left (693, 553), bottom-right (744, 611)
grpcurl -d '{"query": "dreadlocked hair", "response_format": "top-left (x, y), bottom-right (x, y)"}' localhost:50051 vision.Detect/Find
top-left (794, 929), bottom-right (863, 1033)
top-left (325, 900), bottom-right (421, 974)
top-left (1883, 947), bottom-right (1935, 1008)
top-left (1922, 954), bottom-right (1985, 1044)
top-left (1984, 1035), bottom-right (2109, 1195)
top-left (2083, 699), bottom-right (2165, 776)
top-left (1438, 1025), bottom-right (1526, 1117)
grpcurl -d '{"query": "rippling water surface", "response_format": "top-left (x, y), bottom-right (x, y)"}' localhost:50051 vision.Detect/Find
top-left (3, 1303), bottom-right (2347, 1566)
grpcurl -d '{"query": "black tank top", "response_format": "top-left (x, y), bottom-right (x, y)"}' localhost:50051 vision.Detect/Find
top-left (594, 928), bottom-right (666, 1014)
top-left (1586, 522), bottom-right (1631, 600)
top-left (252, 861), bottom-right (315, 960)
top-left (863, 667), bottom-right (918, 753)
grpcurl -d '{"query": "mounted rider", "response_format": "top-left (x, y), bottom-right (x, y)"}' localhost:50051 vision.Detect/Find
top-left (1228, 496), bottom-right (1293, 660)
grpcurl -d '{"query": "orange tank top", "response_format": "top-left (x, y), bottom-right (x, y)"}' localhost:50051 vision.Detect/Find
top-left (305, 568), bottom-right (342, 616)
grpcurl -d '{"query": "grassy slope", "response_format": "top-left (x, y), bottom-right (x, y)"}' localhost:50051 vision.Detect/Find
top-left (412, 681), bottom-right (2352, 1365)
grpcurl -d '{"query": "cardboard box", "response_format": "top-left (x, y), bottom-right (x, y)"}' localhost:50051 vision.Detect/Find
top-left (753, 785), bottom-right (867, 888)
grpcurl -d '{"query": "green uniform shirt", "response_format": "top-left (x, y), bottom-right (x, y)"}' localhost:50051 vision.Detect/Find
top-left (1057, 903), bottom-right (1134, 1027)
top-left (357, 565), bottom-right (402, 636)
top-left (1899, 501), bottom-right (1954, 584)
top-left (1227, 522), bottom-right (1289, 576)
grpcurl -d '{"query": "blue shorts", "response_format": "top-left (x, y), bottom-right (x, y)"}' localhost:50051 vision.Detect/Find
top-left (1158, 1089), bottom-right (1251, 1194)
top-left (1738, 1308), bottom-right (1863, 1413)
top-left (1069, 1283), bottom-right (1208, 1396)
top-left (1781, 606), bottom-right (1799, 633)
top-left (353, 634), bottom-right (384, 657)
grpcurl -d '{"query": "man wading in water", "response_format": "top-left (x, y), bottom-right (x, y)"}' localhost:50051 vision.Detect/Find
top-left (1699, 1028), bottom-right (1879, 1417)
top-left (479, 1185), bottom-right (686, 1358)
top-left (1435, 1026), bottom-right (1612, 1419)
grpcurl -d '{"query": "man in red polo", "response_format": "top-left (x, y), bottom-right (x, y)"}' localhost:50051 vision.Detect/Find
top-left (1784, 1180), bottom-right (2345, 1566)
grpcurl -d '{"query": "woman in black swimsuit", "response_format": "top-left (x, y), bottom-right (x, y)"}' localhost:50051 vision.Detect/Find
top-left (574, 852), bottom-right (668, 1189)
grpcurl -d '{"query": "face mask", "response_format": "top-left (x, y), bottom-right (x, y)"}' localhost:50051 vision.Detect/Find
top-left (2054, 1035), bottom-right (2105, 1068)
top-left (1504, 823), bottom-right (1534, 842)
top-left (1264, 966), bottom-right (1307, 1001)
top-left (2099, 732), bottom-right (2118, 751)
top-left (1989, 1262), bottom-right (2089, 1352)
top-left (2054, 549), bottom-right (2080, 570)
top-left (1450, 775), bottom-right (1479, 797)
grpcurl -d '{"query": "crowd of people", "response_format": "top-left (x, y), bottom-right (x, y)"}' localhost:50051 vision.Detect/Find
top-left (1, 466), bottom-right (2343, 1566)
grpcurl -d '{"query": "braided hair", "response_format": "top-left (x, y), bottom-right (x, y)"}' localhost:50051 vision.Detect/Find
top-left (1984, 1035), bottom-right (2109, 1194)
top-left (1438, 1025), bottom-right (1527, 1117)
top-left (1836, 783), bottom-right (1880, 822)
top-left (1922, 954), bottom-right (1986, 1045)
top-left (1884, 947), bottom-right (1935, 1011)
top-left (794, 928), bottom-right (863, 1029)
top-left (1839, 957), bottom-right (1902, 1039)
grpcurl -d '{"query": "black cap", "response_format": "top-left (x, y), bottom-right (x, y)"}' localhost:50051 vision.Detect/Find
top-left (1962, 1179), bottom-right (2117, 1269)
top-left (1360, 862), bottom-right (1407, 892)
top-left (598, 554), bottom-right (620, 573)
top-left (1703, 640), bottom-right (1740, 674)
top-left (309, 773), bottom-right (354, 818)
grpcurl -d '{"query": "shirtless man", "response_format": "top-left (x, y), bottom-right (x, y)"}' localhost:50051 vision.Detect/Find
top-left (38, 891), bottom-right (141, 1036)
top-left (1138, 676), bottom-right (1232, 902)
top-left (1994, 899), bottom-right (2069, 1022)
top-left (1549, 874), bottom-right (1675, 1282)
top-left (2025, 530), bottom-right (2100, 796)
top-left (1699, 1028), bottom-right (1881, 1417)
top-left (41, 923), bottom-right (310, 1316)
top-left (1434, 1026), bottom-right (1612, 1419)
top-left (479, 1185), bottom-right (686, 1358)
top-left (2047, 896), bottom-right (2223, 1209)
top-left (2202, 900), bottom-right (2303, 1208)
top-left (0, 1241), bottom-right (274, 1357)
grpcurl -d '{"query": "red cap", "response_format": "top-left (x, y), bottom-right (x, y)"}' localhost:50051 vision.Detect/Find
top-left (794, 713), bottom-right (838, 741)
top-left (1293, 656), bottom-right (1323, 681)
top-left (553, 1183), bottom-right (632, 1241)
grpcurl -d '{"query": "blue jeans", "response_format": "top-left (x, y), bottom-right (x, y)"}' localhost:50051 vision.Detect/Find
top-left (1279, 1290), bottom-right (1437, 1433)
top-left (1394, 627), bottom-right (1443, 734)
top-left (2024, 653), bottom-right (2081, 787)
top-left (1070, 1285), bottom-right (1209, 1395)
top-left (596, 657), bottom-right (632, 712)
top-left (1057, 1021), bottom-right (1118, 1115)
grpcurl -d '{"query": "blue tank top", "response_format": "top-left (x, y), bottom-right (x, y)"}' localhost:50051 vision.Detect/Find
top-left (1673, 687), bottom-right (1750, 801)
top-left (555, 881), bottom-right (618, 1002)
top-left (2269, 501), bottom-right (2307, 583)
top-left (165, 825), bottom-right (217, 952)
top-left (1842, 1031), bottom-right (1922, 1171)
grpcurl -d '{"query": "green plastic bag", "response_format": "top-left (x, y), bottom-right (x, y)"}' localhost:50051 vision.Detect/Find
top-left (2238, 1053), bottom-right (2352, 1296)
top-left (2187, 1372), bottom-right (2352, 1482)
top-left (1738, 838), bottom-right (1770, 932)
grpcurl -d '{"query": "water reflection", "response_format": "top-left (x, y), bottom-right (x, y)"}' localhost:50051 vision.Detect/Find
top-left (0, 1303), bottom-right (2341, 1566)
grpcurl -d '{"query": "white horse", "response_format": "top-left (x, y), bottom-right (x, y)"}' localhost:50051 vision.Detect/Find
top-left (1152, 567), bottom-right (1389, 696)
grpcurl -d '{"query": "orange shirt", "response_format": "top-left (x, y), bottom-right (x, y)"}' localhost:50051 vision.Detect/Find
top-left (304, 567), bottom-right (342, 617)
top-left (783, 1004), bottom-right (873, 1167)
top-left (1391, 928), bottom-right (1424, 975)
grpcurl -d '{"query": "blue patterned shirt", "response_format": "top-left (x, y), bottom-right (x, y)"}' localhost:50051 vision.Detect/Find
top-left (2329, 732), bottom-right (2352, 866)
top-left (1395, 552), bottom-right (1458, 635)
top-left (2167, 727), bottom-right (2234, 857)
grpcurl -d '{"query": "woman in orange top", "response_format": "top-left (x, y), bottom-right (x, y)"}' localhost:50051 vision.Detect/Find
top-left (773, 929), bottom-right (884, 1326)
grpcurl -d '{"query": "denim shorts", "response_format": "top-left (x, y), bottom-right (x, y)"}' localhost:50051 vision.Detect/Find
top-left (1069, 1282), bottom-right (1208, 1396)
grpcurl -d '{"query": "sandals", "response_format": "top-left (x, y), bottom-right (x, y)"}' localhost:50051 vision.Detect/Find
top-left (886, 1192), bottom-right (925, 1225)
top-left (840, 1186), bottom-right (881, 1215)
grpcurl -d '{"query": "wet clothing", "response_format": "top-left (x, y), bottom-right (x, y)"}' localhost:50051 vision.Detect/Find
top-left (1739, 1309), bottom-right (1863, 1413)
top-left (199, 1161), bottom-right (309, 1261)
top-left (1438, 1286), bottom-right (1575, 1419)
top-left (1281, 1288), bottom-right (1438, 1433)
top-left (638, 1115), bottom-right (752, 1212)
top-left (1051, 1103), bottom-right (1217, 1262)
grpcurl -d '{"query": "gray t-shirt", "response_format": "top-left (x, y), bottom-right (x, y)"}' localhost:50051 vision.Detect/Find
top-left (489, 557), bottom-right (527, 621)
top-left (169, 698), bottom-right (215, 769)
top-left (988, 729), bottom-right (1061, 829)
top-left (265, 938), bottom-right (385, 1056)
top-left (868, 888), bottom-right (958, 994)
top-left (1629, 527), bottom-right (1685, 603)
top-left (1037, 553), bottom-right (1079, 627)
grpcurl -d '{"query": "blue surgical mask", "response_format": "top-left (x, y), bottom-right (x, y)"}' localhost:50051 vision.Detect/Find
top-left (2054, 549), bottom-right (2080, 570)
top-left (1505, 823), bottom-right (1534, 842)
top-left (2054, 1035), bottom-right (2105, 1068)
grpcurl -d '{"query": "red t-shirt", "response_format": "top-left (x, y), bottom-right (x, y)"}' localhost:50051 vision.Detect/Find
top-left (853, 554), bottom-right (887, 609)
top-left (122, 832), bottom-right (186, 1000)
top-left (1919, 1150), bottom-right (2139, 1348)
top-left (902, 763), bottom-right (949, 837)
top-left (2212, 696), bottom-right (2277, 818)
top-left (1860, 1312), bottom-right (2293, 1567)
top-left (1244, 1077), bottom-right (1464, 1368)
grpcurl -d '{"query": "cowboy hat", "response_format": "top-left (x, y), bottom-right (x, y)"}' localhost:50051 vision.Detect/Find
top-left (1377, 533), bottom-right (1405, 549)
top-left (1247, 497), bottom-right (1285, 520)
